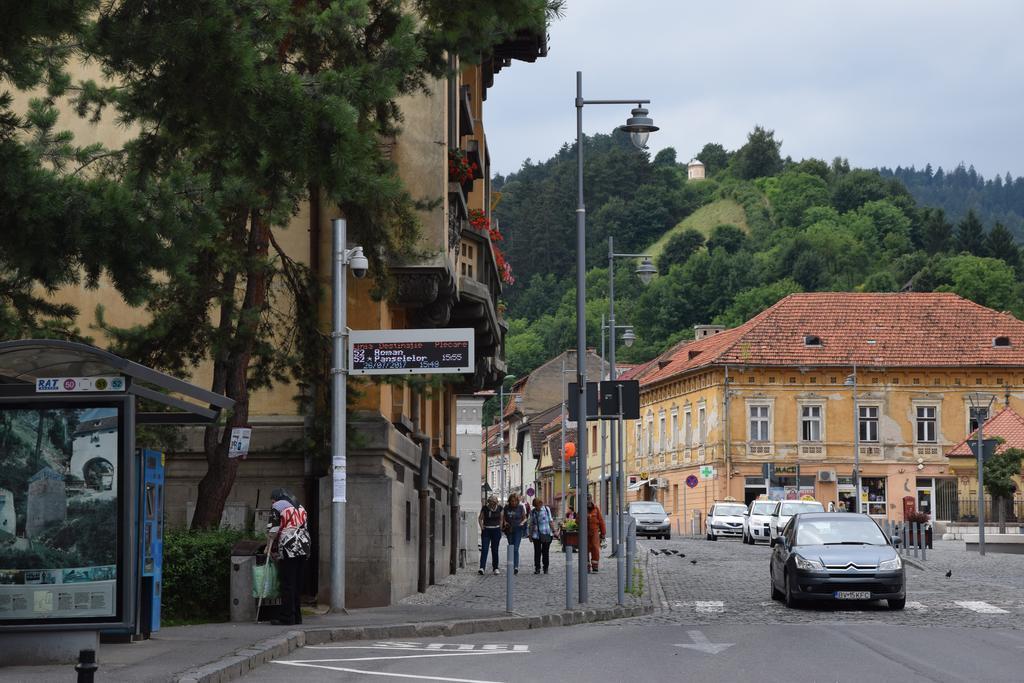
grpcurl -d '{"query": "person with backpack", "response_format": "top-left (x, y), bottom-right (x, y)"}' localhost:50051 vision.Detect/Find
top-left (478, 495), bottom-right (503, 575)
top-left (266, 488), bottom-right (311, 625)
top-left (528, 497), bottom-right (554, 574)
top-left (502, 492), bottom-right (528, 575)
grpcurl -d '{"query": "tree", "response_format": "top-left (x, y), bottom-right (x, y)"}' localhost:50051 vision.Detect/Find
top-left (730, 126), bottom-right (782, 180)
top-left (658, 229), bottom-right (704, 274)
top-left (936, 255), bottom-right (1020, 313)
top-left (696, 142), bottom-right (729, 175)
top-left (831, 169), bottom-right (891, 213)
top-left (705, 224), bottom-right (747, 254)
top-left (715, 279), bottom-right (802, 327)
top-left (920, 208), bottom-right (953, 255)
top-left (84, 0), bottom-right (557, 528)
top-left (955, 209), bottom-right (987, 256)
top-left (0, 0), bottom-right (183, 338)
top-left (985, 222), bottom-right (1020, 272)
top-left (765, 171), bottom-right (830, 227)
top-left (983, 447), bottom-right (1024, 533)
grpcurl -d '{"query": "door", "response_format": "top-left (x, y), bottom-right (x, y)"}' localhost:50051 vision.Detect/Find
top-left (916, 487), bottom-right (933, 517)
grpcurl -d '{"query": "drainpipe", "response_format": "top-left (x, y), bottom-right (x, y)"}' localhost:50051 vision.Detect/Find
top-left (724, 365), bottom-right (731, 500)
top-left (412, 390), bottom-right (431, 593)
top-left (447, 436), bottom-right (460, 576)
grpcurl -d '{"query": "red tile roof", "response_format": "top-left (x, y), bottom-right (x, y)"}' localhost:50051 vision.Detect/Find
top-left (947, 407), bottom-right (1024, 456)
top-left (631, 293), bottom-right (1024, 388)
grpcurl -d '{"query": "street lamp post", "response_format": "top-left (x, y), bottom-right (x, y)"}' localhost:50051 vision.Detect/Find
top-left (968, 393), bottom-right (995, 556)
top-left (600, 314), bottom-right (636, 556)
top-left (330, 218), bottom-right (368, 613)
top-left (844, 365), bottom-right (861, 514)
top-left (574, 70), bottom-right (657, 602)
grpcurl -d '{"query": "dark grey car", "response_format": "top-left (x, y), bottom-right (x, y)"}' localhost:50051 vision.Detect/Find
top-left (769, 513), bottom-right (905, 610)
top-left (628, 501), bottom-right (671, 539)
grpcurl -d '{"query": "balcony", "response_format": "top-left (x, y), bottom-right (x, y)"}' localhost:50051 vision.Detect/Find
top-left (798, 444), bottom-right (826, 459)
top-left (747, 443), bottom-right (773, 458)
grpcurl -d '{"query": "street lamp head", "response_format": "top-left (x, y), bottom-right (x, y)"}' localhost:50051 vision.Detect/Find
top-left (620, 105), bottom-right (659, 150)
top-left (636, 257), bottom-right (657, 285)
top-left (621, 327), bottom-right (636, 347)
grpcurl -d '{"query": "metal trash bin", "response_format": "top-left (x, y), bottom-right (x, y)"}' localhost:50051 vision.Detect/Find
top-left (229, 540), bottom-right (275, 623)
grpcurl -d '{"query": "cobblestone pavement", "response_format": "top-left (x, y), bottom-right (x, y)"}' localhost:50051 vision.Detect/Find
top-left (400, 539), bottom-right (648, 614)
top-left (606, 537), bottom-right (1024, 630)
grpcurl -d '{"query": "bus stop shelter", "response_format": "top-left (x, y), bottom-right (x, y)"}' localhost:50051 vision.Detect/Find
top-left (0, 339), bottom-right (233, 664)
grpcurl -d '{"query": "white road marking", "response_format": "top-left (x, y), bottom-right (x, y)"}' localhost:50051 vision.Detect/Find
top-left (673, 630), bottom-right (734, 654)
top-left (274, 660), bottom-right (503, 682)
top-left (905, 601), bottom-right (927, 611)
top-left (955, 601), bottom-right (1009, 614)
top-left (285, 651), bottom-right (529, 664)
top-left (694, 601), bottom-right (724, 613)
top-left (306, 643), bottom-right (527, 652)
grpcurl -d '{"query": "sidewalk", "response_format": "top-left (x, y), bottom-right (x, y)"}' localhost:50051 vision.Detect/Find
top-left (3, 543), bottom-right (650, 682)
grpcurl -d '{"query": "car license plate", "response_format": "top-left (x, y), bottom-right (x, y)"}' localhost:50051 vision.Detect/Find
top-left (834, 591), bottom-right (871, 600)
top-left (644, 525), bottom-right (659, 531)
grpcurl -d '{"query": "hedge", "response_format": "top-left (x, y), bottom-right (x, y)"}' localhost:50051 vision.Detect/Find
top-left (162, 528), bottom-right (253, 624)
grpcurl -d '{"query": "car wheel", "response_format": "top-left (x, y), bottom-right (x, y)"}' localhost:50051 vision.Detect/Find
top-left (665, 533), bottom-right (671, 541)
top-left (783, 571), bottom-right (800, 609)
top-left (888, 598), bottom-right (906, 610)
top-left (709, 532), bottom-right (717, 541)
top-left (706, 531), bottom-right (712, 541)
top-left (770, 566), bottom-right (783, 601)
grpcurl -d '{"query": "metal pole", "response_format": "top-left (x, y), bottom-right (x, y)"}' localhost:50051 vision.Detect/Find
top-left (608, 239), bottom-right (619, 557)
top-left (615, 384), bottom-right (626, 605)
top-left (561, 359), bottom-right (572, 609)
top-left (499, 384), bottom-right (505, 503)
top-left (977, 402), bottom-right (987, 556)
top-left (506, 539), bottom-right (513, 611)
top-left (330, 217), bottom-right (348, 612)
top-left (853, 363), bottom-right (861, 515)
top-left (575, 70), bottom-right (589, 602)
top-left (600, 314), bottom-right (608, 528)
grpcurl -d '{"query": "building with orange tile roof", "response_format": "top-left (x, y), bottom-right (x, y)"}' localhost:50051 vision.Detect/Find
top-left (624, 292), bottom-right (1024, 528)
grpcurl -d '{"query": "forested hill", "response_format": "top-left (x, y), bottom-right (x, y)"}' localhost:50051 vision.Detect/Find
top-left (878, 164), bottom-right (1024, 240)
top-left (493, 127), bottom-right (1024, 380)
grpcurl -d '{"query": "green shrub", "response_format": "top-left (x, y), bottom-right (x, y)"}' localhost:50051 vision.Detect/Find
top-left (162, 528), bottom-right (253, 624)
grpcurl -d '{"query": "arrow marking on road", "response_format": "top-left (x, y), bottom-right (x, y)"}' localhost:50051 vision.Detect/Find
top-left (674, 630), bottom-right (734, 654)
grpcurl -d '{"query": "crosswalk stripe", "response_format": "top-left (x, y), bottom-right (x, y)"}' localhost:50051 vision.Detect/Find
top-left (955, 600), bottom-right (1009, 614)
top-left (694, 601), bottom-right (724, 613)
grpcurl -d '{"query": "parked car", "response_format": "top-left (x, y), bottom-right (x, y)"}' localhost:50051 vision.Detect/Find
top-left (705, 501), bottom-right (747, 540)
top-left (769, 512), bottom-right (905, 610)
top-left (628, 501), bottom-right (671, 539)
top-left (768, 499), bottom-right (825, 541)
top-left (743, 499), bottom-right (777, 544)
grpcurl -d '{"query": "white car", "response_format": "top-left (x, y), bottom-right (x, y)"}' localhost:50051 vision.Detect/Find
top-left (768, 499), bottom-right (825, 542)
top-left (705, 502), bottom-right (747, 540)
top-left (743, 499), bottom-right (776, 544)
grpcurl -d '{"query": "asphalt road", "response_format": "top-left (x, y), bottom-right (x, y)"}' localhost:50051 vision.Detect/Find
top-left (240, 623), bottom-right (1024, 682)
top-left (241, 536), bottom-right (1024, 682)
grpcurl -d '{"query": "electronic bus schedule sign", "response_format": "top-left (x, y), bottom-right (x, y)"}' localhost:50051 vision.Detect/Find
top-left (349, 328), bottom-right (474, 375)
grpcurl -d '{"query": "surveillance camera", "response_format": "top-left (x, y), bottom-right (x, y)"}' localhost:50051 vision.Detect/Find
top-left (349, 247), bottom-right (369, 279)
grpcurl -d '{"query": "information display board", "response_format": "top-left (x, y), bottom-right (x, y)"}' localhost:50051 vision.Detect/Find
top-left (349, 328), bottom-right (474, 375)
top-left (0, 401), bottom-right (124, 624)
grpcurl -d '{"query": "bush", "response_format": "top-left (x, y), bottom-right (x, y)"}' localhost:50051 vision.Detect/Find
top-left (162, 528), bottom-right (253, 624)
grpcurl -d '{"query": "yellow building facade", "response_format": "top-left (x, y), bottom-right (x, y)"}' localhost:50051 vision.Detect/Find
top-left (624, 293), bottom-right (1024, 529)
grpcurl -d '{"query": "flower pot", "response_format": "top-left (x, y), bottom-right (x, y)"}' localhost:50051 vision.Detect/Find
top-left (562, 530), bottom-right (578, 546)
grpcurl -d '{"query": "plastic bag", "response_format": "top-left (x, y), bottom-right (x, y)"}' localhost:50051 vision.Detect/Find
top-left (252, 560), bottom-right (280, 599)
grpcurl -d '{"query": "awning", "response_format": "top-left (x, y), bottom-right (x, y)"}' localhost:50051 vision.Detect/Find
top-left (0, 339), bottom-right (233, 424)
top-left (628, 479), bottom-right (649, 492)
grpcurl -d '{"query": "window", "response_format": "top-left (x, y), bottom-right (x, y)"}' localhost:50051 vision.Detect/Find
top-left (645, 416), bottom-right (654, 455)
top-left (969, 406), bottom-right (989, 433)
top-left (800, 405), bottom-right (822, 442)
top-left (749, 405), bottom-right (770, 441)
top-left (683, 410), bottom-right (692, 447)
top-left (659, 413), bottom-right (666, 452)
top-left (698, 407), bottom-right (707, 444)
top-left (858, 405), bottom-right (879, 442)
top-left (916, 405), bottom-right (937, 443)
top-left (804, 335), bottom-right (822, 346)
top-left (669, 411), bottom-right (678, 450)
top-left (862, 476), bottom-right (887, 516)
top-left (993, 336), bottom-right (1011, 347)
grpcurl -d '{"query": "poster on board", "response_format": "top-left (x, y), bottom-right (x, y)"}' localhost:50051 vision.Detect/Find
top-left (0, 405), bottom-right (120, 622)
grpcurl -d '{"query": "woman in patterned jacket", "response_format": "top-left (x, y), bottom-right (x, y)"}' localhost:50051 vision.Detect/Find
top-left (267, 488), bottom-right (310, 625)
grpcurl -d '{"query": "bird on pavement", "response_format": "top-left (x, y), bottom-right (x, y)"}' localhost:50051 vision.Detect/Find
top-left (650, 549), bottom-right (658, 555)
top-left (690, 559), bottom-right (698, 565)
top-left (945, 570), bottom-right (952, 578)
top-left (678, 553), bottom-right (686, 558)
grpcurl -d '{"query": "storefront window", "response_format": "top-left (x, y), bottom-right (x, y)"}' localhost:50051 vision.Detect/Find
top-left (862, 476), bottom-right (887, 516)
top-left (769, 475), bottom-right (815, 501)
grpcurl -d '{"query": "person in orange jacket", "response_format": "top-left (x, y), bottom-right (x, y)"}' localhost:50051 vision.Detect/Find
top-left (586, 500), bottom-right (606, 573)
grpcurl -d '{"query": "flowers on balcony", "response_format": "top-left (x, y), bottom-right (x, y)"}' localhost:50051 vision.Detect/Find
top-left (468, 209), bottom-right (514, 286)
top-left (448, 148), bottom-right (478, 185)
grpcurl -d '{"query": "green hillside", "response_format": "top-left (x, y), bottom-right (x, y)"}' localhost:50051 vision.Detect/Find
top-left (645, 198), bottom-right (749, 259)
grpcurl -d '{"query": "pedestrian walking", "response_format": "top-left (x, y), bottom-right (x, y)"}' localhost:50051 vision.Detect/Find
top-left (266, 488), bottom-right (310, 625)
top-left (586, 500), bottom-right (606, 573)
top-left (528, 497), bottom-right (554, 574)
top-left (478, 495), bottom-right (503, 575)
top-left (503, 492), bottom-right (528, 574)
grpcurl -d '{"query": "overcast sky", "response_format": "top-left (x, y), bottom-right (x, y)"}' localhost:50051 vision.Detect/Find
top-left (484, 1), bottom-right (1024, 180)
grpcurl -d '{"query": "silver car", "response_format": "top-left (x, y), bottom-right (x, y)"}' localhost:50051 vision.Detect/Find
top-left (628, 501), bottom-right (671, 539)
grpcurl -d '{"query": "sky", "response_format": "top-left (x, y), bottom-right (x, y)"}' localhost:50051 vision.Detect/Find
top-left (484, 1), bottom-right (1024, 180)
